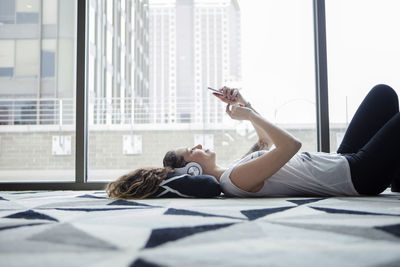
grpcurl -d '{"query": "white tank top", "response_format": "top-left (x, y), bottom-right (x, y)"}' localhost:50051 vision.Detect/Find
top-left (219, 150), bottom-right (359, 197)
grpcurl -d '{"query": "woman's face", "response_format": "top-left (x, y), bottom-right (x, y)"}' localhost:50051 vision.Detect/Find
top-left (175, 144), bottom-right (216, 172)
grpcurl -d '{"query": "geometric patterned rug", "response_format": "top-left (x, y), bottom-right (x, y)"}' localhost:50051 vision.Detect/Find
top-left (1, 189), bottom-right (400, 267)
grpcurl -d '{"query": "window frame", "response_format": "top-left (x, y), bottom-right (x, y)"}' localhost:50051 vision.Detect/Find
top-left (0, 0), bottom-right (330, 190)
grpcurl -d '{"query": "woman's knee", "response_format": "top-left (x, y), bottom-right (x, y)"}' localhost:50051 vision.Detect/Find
top-left (368, 84), bottom-right (399, 110)
top-left (371, 84), bottom-right (398, 101)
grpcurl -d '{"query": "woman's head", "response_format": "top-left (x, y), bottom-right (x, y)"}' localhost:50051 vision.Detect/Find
top-left (106, 144), bottom-right (216, 199)
top-left (164, 144), bottom-right (216, 174)
top-left (106, 167), bottom-right (172, 199)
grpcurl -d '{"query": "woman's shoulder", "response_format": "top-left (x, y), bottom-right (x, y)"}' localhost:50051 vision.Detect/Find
top-left (221, 150), bottom-right (268, 182)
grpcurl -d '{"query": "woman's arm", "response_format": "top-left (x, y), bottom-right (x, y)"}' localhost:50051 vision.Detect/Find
top-left (225, 104), bottom-right (302, 192)
top-left (242, 104), bottom-right (273, 158)
top-left (213, 87), bottom-right (273, 156)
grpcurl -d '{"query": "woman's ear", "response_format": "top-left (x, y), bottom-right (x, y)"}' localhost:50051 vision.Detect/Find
top-left (175, 162), bottom-right (203, 176)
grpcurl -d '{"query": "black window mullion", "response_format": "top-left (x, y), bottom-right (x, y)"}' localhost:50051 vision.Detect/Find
top-left (75, 0), bottom-right (88, 183)
top-left (313, 0), bottom-right (330, 152)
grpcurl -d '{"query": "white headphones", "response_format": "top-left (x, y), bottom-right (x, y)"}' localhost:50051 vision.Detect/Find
top-left (175, 162), bottom-right (203, 176)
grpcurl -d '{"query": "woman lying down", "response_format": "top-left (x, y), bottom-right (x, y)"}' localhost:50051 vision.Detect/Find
top-left (106, 84), bottom-right (400, 199)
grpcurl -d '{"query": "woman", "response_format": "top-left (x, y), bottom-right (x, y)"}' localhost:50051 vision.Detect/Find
top-left (107, 84), bottom-right (400, 199)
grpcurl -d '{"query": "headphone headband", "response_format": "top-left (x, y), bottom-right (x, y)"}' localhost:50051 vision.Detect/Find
top-left (175, 162), bottom-right (203, 176)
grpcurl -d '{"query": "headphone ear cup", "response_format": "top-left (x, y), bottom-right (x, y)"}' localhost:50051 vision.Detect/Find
top-left (174, 162), bottom-right (203, 176)
top-left (187, 162), bottom-right (202, 176)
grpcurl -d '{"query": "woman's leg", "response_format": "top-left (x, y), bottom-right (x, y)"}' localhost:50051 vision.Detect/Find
top-left (337, 84), bottom-right (399, 154)
top-left (345, 111), bottom-right (400, 195)
top-left (338, 84), bottom-right (400, 195)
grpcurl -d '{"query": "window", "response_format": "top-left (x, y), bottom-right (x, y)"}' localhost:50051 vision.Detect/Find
top-left (0, 0), bottom-right (76, 182)
top-left (1, 0), bottom-right (372, 188)
top-left (239, 0), bottom-right (316, 151)
top-left (87, 0), bottom-right (316, 181)
top-left (326, 0), bottom-right (400, 151)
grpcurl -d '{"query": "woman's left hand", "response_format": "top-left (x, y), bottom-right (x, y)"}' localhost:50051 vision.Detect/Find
top-left (226, 103), bottom-right (253, 121)
top-left (213, 86), bottom-right (245, 105)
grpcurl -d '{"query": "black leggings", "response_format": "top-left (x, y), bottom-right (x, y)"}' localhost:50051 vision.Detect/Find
top-left (337, 84), bottom-right (400, 195)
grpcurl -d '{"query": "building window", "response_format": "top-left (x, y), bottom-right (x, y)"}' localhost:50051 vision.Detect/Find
top-left (0, 68), bottom-right (14, 77)
top-left (41, 50), bottom-right (55, 77)
top-left (0, 0), bottom-right (15, 24)
top-left (16, 12), bottom-right (39, 23)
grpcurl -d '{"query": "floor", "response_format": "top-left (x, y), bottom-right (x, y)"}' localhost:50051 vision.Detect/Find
top-left (1, 190), bottom-right (400, 267)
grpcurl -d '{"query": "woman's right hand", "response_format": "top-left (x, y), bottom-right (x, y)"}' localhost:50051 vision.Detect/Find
top-left (226, 103), bottom-right (253, 121)
top-left (213, 86), bottom-right (246, 105)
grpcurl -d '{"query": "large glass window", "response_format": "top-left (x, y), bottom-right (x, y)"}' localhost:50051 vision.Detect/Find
top-left (240, 0), bottom-right (316, 152)
top-left (0, 0), bottom-right (76, 182)
top-left (87, 0), bottom-right (316, 181)
top-left (326, 0), bottom-right (400, 151)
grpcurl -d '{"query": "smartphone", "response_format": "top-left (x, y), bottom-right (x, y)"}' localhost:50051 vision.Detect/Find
top-left (207, 87), bottom-right (223, 95)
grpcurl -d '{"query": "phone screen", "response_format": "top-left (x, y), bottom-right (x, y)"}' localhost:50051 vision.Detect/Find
top-left (207, 87), bottom-right (223, 95)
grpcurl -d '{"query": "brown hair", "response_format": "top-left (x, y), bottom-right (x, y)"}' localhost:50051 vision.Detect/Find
top-left (106, 150), bottom-right (188, 199)
top-left (163, 150), bottom-right (188, 168)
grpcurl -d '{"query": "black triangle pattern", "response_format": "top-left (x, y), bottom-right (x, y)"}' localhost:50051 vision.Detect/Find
top-left (76, 194), bottom-right (107, 199)
top-left (144, 223), bottom-right (235, 249)
top-left (108, 200), bottom-right (157, 207)
top-left (130, 258), bottom-right (164, 267)
top-left (375, 224), bottom-right (400, 238)
top-left (0, 222), bottom-right (49, 231)
top-left (0, 196), bottom-right (9, 201)
top-left (241, 206), bottom-right (294, 221)
top-left (4, 210), bottom-right (59, 222)
top-left (287, 198), bottom-right (325, 206)
top-left (310, 207), bottom-right (400, 217)
top-left (10, 191), bottom-right (39, 195)
top-left (52, 207), bottom-right (142, 212)
top-left (164, 208), bottom-right (244, 220)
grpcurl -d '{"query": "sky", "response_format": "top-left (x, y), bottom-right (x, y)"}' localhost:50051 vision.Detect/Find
top-left (236, 0), bottom-right (400, 125)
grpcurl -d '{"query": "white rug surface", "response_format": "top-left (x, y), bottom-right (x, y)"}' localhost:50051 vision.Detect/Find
top-left (1, 190), bottom-right (400, 267)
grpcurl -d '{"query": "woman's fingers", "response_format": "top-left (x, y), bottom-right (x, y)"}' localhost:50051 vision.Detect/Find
top-left (232, 89), bottom-right (238, 101)
top-left (223, 86), bottom-right (229, 99)
top-left (226, 103), bottom-right (239, 118)
top-left (226, 103), bottom-right (231, 114)
top-left (226, 104), bottom-right (251, 121)
top-left (219, 86), bottom-right (239, 102)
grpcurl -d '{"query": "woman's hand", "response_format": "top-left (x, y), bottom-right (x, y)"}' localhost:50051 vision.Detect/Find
top-left (226, 103), bottom-right (253, 121)
top-left (213, 86), bottom-right (246, 105)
